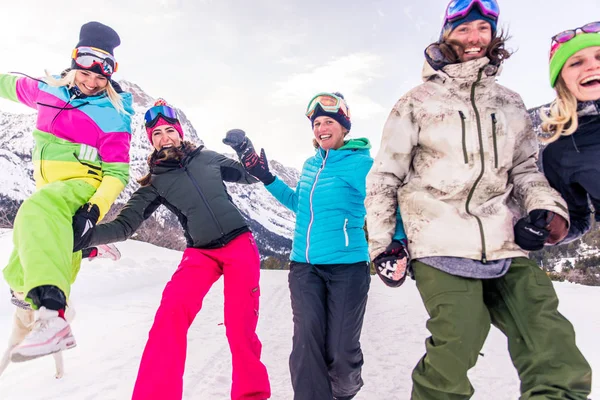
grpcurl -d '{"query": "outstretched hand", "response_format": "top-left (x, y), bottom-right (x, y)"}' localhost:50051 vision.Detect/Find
top-left (223, 129), bottom-right (253, 157)
top-left (224, 129), bottom-right (275, 185)
top-left (242, 148), bottom-right (275, 185)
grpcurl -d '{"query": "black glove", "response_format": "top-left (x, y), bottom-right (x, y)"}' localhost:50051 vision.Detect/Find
top-left (373, 240), bottom-right (409, 288)
top-left (223, 129), bottom-right (274, 184)
top-left (514, 209), bottom-right (551, 251)
top-left (72, 203), bottom-right (100, 252)
top-left (223, 129), bottom-right (254, 158)
top-left (243, 148), bottom-right (275, 185)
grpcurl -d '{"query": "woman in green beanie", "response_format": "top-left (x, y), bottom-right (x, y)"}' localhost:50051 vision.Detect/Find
top-left (541, 21), bottom-right (600, 243)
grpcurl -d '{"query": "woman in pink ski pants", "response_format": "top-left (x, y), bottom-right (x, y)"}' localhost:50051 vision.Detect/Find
top-left (75, 100), bottom-right (271, 400)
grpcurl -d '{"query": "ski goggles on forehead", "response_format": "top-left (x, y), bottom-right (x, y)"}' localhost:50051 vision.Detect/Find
top-left (443, 0), bottom-right (499, 24)
top-left (551, 21), bottom-right (600, 45)
top-left (305, 93), bottom-right (351, 120)
top-left (144, 105), bottom-right (179, 128)
top-left (71, 46), bottom-right (118, 76)
top-left (550, 21), bottom-right (600, 58)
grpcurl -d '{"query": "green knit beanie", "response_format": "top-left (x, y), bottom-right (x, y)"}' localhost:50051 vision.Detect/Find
top-left (549, 33), bottom-right (600, 87)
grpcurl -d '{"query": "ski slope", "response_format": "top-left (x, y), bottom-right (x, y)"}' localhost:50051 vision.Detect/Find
top-left (0, 230), bottom-right (597, 399)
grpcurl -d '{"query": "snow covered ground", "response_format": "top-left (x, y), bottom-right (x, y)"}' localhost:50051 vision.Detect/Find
top-left (0, 229), bottom-right (597, 399)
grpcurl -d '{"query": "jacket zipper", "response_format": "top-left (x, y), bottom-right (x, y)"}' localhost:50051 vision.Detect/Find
top-left (306, 151), bottom-right (329, 263)
top-left (343, 218), bottom-right (349, 247)
top-left (465, 68), bottom-right (488, 263)
top-left (184, 166), bottom-right (225, 238)
top-left (491, 113), bottom-right (498, 169)
top-left (459, 111), bottom-right (468, 164)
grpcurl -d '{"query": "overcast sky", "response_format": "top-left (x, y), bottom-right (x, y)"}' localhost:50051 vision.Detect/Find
top-left (0, 0), bottom-right (599, 168)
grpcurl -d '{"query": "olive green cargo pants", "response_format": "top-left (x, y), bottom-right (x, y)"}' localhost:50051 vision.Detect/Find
top-left (411, 257), bottom-right (592, 400)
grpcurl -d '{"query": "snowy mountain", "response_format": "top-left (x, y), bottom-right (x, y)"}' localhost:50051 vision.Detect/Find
top-left (0, 80), bottom-right (299, 264)
top-left (0, 232), bottom-right (597, 399)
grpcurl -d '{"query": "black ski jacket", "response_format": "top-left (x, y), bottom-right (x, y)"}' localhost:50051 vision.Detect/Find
top-left (542, 100), bottom-right (600, 243)
top-left (88, 145), bottom-right (257, 249)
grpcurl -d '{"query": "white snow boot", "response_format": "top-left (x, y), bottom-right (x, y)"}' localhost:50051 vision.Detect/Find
top-left (10, 307), bottom-right (76, 362)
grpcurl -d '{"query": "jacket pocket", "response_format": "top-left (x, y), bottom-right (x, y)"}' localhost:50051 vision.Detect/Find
top-left (73, 152), bottom-right (102, 181)
top-left (459, 111), bottom-right (468, 164)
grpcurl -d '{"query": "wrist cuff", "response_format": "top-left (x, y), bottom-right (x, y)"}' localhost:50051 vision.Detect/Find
top-left (261, 173), bottom-right (276, 185)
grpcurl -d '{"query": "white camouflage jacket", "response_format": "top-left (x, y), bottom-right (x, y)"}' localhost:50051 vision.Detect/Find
top-left (366, 57), bottom-right (569, 262)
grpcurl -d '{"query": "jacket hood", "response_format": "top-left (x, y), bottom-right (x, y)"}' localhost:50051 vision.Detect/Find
top-left (150, 142), bottom-right (203, 174)
top-left (316, 138), bottom-right (371, 159)
top-left (339, 137), bottom-right (371, 150)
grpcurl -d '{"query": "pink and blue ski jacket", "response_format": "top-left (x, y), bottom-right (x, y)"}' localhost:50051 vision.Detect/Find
top-left (0, 73), bottom-right (133, 219)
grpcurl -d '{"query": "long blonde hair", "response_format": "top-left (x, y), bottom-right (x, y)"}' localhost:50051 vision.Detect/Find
top-left (540, 76), bottom-right (579, 143)
top-left (43, 69), bottom-right (125, 114)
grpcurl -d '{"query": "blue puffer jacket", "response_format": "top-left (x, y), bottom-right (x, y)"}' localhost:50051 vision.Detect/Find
top-left (266, 138), bottom-right (405, 264)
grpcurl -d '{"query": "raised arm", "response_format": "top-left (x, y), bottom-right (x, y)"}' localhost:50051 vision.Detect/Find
top-left (0, 73), bottom-right (42, 109)
top-left (222, 128), bottom-right (299, 212)
top-left (211, 151), bottom-right (259, 184)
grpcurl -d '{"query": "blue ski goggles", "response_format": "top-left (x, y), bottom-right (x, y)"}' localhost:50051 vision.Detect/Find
top-left (443, 0), bottom-right (499, 24)
top-left (144, 105), bottom-right (179, 128)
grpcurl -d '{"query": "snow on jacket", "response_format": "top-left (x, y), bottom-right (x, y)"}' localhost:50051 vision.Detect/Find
top-left (0, 73), bottom-right (133, 219)
top-left (542, 100), bottom-right (600, 243)
top-left (88, 145), bottom-right (258, 249)
top-left (265, 138), bottom-right (380, 264)
top-left (366, 57), bottom-right (569, 262)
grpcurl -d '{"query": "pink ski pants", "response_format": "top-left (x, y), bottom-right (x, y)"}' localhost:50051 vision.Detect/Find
top-left (132, 232), bottom-right (271, 400)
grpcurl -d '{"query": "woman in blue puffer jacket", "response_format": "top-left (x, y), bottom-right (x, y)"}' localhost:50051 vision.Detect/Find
top-left (223, 92), bottom-right (406, 400)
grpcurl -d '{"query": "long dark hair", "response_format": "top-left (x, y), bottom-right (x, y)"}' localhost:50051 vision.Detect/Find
top-left (428, 28), bottom-right (513, 67)
top-left (137, 141), bottom-right (198, 187)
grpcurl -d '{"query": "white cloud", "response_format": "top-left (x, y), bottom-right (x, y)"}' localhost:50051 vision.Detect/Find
top-left (272, 52), bottom-right (386, 118)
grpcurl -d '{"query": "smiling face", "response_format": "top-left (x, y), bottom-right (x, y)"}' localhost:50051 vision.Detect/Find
top-left (74, 69), bottom-right (109, 96)
top-left (313, 116), bottom-right (346, 150)
top-left (447, 19), bottom-right (493, 62)
top-left (560, 46), bottom-right (600, 102)
top-left (151, 125), bottom-right (182, 151)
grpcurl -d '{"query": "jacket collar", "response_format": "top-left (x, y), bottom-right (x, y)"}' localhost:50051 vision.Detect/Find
top-left (151, 145), bottom-right (203, 175)
top-left (577, 99), bottom-right (600, 118)
top-left (422, 56), bottom-right (500, 88)
top-left (316, 140), bottom-right (370, 161)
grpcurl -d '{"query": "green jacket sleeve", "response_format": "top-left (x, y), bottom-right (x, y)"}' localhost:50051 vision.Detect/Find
top-left (0, 74), bottom-right (40, 108)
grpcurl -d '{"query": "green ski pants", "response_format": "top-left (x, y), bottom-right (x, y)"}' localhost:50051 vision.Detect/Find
top-left (3, 180), bottom-right (95, 306)
top-left (411, 257), bottom-right (592, 400)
